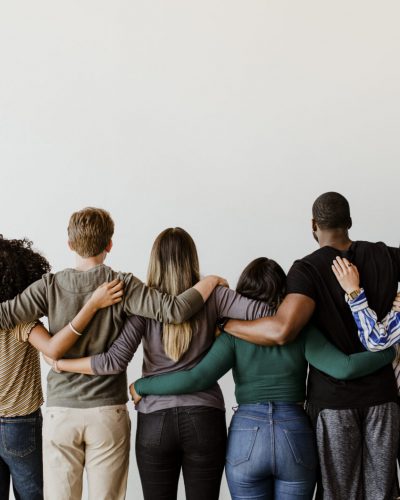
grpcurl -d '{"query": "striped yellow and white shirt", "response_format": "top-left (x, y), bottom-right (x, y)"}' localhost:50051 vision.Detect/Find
top-left (0, 322), bottom-right (43, 417)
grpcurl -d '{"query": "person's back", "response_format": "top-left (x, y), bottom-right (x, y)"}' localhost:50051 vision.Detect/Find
top-left (224, 192), bottom-right (400, 500)
top-left (88, 231), bottom-right (273, 500)
top-left (288, 241), bottom-right (399, 408)
top-left (0, 209), bottom-right (220, 500)
top-left (115, 284), bottom-right (272, 414)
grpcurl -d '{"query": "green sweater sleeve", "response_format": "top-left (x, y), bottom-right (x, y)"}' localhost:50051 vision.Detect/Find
top-left (122, 274), bottom-right (204, 324)
top-left (304, 326), bottom-right (395, 380)
top-left (135, 333), bottom-right (236, 396)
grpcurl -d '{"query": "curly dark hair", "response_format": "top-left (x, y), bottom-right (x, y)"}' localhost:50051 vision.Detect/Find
top-left (0, 235), bottom-right (51, 302)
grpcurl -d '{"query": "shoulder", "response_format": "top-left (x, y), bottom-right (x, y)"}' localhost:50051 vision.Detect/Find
top-left (355, 240), bottom-right (397, 254)
top-left (291, 246), bottom-right (336, 268)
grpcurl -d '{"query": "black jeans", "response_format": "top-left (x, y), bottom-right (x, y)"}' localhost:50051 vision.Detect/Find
top-left (135, 406), bottom-right (227, 500)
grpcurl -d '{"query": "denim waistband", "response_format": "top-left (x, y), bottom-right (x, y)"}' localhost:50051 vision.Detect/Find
top-left (0, 408), bottom-right (42, 422)
top-left (235, 402), bottom-right (305, 419)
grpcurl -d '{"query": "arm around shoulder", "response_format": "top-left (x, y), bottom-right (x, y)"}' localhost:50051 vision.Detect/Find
top-left (224, 294), bottom-right (315, 346)
top-left (122, 274), bottom-right (227, 324)
top-left (0, 278), bottom-right (48, 331)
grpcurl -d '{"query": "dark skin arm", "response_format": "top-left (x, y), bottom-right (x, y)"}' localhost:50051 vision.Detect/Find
top-left (224, 293), bottom-right (315, 346)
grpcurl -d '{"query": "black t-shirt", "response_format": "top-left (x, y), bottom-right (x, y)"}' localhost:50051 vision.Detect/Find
top-left (287, 241), bottom-right (400, 408)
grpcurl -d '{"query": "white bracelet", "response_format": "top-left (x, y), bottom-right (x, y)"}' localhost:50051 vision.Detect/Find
top-left (69, 321), bottom-right (82, 336)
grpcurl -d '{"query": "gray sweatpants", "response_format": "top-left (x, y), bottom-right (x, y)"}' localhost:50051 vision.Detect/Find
top-left (306, 402), bottom-right (400, 500)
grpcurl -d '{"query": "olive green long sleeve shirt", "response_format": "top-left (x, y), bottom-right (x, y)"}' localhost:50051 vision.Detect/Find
top-left (0, 264), bottom-right (204, 408)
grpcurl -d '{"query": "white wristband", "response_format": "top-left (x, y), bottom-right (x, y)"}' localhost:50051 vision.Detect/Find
top-left (69, 321), bottom-right (82, 336)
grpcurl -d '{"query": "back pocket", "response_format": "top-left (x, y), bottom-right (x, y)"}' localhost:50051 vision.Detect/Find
top-left (283, 429), bottom-right (317, 470)
top-left (1, 417), bottom-right (40, 458)
top-left (226, 426), bottom-right (259, 466)
top-left (137, 411), bottom-right (166, 447)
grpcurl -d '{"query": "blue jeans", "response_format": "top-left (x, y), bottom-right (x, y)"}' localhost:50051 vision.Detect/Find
top-left (225, 403), bottom-right (317, 500)
top-left (0, 409), bottom-right (43, 500)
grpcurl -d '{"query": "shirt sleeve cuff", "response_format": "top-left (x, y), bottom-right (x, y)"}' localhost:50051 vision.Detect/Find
top-left (347, 288), bottom-right (368, 311)
top-left (181, 287), bottom-right (205, 313)
top-left (90, 356), bottom-right (100, 375)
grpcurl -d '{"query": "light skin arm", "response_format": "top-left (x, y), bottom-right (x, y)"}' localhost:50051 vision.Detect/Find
top-left (29, 279), bottom-right (123, 359)
top-left (332, 256), bottom-right (400, 349)
top-left (43, 355), bottom-right (93, 375)
top-left (224, 293), bottom-right (315, 346)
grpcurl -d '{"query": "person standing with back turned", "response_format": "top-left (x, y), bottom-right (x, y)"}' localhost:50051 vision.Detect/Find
top-left (0, 208), bottom-right (226, 500)
top-left (224, 192), bottom-right (400, 500)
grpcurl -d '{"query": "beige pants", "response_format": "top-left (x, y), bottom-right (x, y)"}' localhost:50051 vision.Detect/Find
top-left (43, 405), bottom-right (131, 500)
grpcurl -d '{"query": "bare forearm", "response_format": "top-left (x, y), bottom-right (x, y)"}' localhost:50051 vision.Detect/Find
top-left (225, 293), bottom-right (315, 346)
top-left (30, 301), bottom-right (100, 359)
top-left (224, 317), bottom-right (290, 346)
top-left (57, 357), bottom-right (94, 375)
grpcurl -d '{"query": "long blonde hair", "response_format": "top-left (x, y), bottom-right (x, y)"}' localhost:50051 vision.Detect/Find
top-left (147, 227), bottom-right (200, 362)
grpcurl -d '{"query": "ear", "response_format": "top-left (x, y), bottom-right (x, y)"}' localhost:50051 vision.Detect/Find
top-left (348, 217), bottom-right (352, 230)
top-left (68, 240), bottom-right (74, 251)
top-left (105, 240), bottom-right (113, 253)
top-left (311, 219), bottom-right (318, 232)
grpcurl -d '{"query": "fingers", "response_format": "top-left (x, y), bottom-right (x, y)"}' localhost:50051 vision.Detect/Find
top-left (217, 278), bottom-right (229, 288)
top-left (332, 257), bottom-right (356, 276)
top-left (332, 259), bottom-right (344, 278)
top-left (99, 279), bottom-right (124, 291)
top-left (129, 383), bottom-right (141, 404)
top-left (336, 256), bottom-right (350, 273)
top-left (393, 297), bottom-right (400, 312)
top-left (331, 264), bottom-right (341, 280)
top-left (108, 280), bottom-right (124, 292)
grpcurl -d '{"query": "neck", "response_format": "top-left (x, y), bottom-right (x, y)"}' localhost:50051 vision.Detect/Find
top-left (318, 229), bottom-right (352, 251)
top-left (74, 252), bottom-right (106, 271)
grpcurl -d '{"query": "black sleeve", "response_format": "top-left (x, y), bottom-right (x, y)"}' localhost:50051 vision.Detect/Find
top-left (286, 260), bottom-right (317, 301)
top-left (388, 246), bottom-right (400, 282)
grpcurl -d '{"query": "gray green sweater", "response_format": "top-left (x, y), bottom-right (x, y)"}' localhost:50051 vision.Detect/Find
top-left (0, 264), bottom-right (204, 408)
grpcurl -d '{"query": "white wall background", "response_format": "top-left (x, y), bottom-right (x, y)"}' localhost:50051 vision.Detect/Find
top-left (1, 1), bottom-right (399, 498)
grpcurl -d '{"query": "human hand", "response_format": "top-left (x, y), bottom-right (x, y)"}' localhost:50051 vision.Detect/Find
top-left (210, 276), bottom-right (229, 288)
top-left (88, 279), bottom-right (124, 311)
top-left (129, 382), bottom-right (142, 405)
top-left (392, 293), bottom-right (400, 312)
top-left (331, 257), bottom-right (360, 294)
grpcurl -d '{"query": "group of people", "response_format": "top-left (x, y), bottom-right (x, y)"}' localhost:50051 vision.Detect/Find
top-left (0, 191), bottom-right (400, 500)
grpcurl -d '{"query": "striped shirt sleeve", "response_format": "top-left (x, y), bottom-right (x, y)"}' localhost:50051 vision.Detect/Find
top-left (347, 289), bottom-right (400, 351)
top-left (11, 321), bottom-right (40, 343)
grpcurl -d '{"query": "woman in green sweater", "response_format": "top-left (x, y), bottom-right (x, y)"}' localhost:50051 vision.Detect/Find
top-left (131, 257), bottom-right (394, 500)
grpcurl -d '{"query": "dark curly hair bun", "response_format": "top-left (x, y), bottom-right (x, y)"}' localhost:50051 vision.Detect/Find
top-left (0, 235), bottom-right (51, 303)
